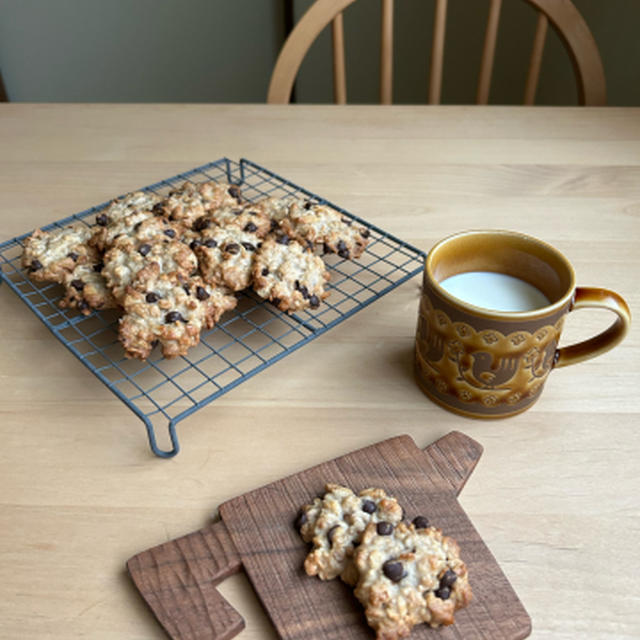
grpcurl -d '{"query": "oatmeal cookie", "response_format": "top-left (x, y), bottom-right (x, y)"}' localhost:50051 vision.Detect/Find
top-left (91, 191), bottom-right (160, 249)
top-left (22, 224), bottom-right (95, 283)
top-left (296, 483), bottom-right (404, 585)
top-left (59, 257), bottom-right (117, 315)
top-left (252, 234), bottom-right (330, 313)
top-left (281, 200), bottom-right (370, 259)
top-left (353, 521), bottom-right (473, 639)
top-left (119, 268), bottom-right (237, 360)
top-left (156, 181), bottom-right (243, 228)
top-left (102, 235), bottom-right (198, 303)
top-left (192, 225), bottom-right (261, 291)
top-left (250, 196), bottom-right (296, 229)
top-left (192, 202), bottom-right (271, 238)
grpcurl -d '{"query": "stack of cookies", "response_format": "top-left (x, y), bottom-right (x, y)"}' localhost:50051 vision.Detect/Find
top-left (296, 483), bottom-right (472, 640)
top-left (21, 181), bottom-right (371, 360)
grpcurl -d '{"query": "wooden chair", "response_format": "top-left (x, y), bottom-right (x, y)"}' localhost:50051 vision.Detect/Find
top-left (267, 0), bottom-right (606, 105)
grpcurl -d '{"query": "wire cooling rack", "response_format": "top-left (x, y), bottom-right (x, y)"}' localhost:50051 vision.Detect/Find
top-left (0, 158), bottom-right (425, 458)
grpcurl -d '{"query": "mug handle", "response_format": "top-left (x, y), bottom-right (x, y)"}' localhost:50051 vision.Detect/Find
top-left (555, 287), bottom-right (631, 368)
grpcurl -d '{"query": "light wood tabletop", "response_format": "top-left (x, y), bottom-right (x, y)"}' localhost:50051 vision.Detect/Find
top-left (1, 104), bottom-right (638, 640)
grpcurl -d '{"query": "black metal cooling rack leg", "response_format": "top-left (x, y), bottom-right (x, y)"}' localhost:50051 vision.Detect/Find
top-left (142, 416), bottom-right (180, 458)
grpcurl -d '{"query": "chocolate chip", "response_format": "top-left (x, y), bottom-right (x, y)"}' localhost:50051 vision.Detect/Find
top-left (138, 243), bottom-right (151, 256)
top-left (309, 294), bottom-right (320, 309)
top-left (327, 525), bottom-right (340, 547)
top-left (164, 228), bottom-right (176, 238)
top-left (134, 222), bottom-right (142, 232)
top-left (93, 262), bottom-right (104, 273)
top-left (440, 570), bottom-right (458, 588)
top-left (232, 209), bottom-right (243, 216)
top-left (294, 510), bottom-right (308, 530)
top-left (269, 220), bottom-right (279, 232)
top-left (295, 281), bottom-right (309, 299)
top-left (361, 500), bottom-right (376, 514)
top-left (382, 561), bottom-right (404, 582)
top-left (152, 203), bottom-right (164, 215)
top-left (196, 286), bottom-right (210, 300)
top-left (204, 238), bottom-right (217, 249)
top-left (304, 200), bottom-right (314, 210)
top-left (96, 213), bottom-right (108, 226)
top-left (165, 311), bottom-right (185, 323)
top-left (77, 300), bottom-right (89, 312)
top-left (413, 516), bottom-right (429, 529)
top-left (435, 586), bottom-right (451, 600)
top-left (337, 240), bottom-right (350, 259)
top-left (241, 242), bottom-right (256, 252)
top-left (145, 292), bottom-right (159, 303)
top-left (276, 234), bottom-right (290, 245)
top-left (189, 239), bottom-right (202, 250)
top-left (341, 217), bottom-right (352, 226)
top-left (361, 228), bottom-right (370, 238)
top-left (228, 185), bottom-right (241, 200)
top-left (193, 217), bottom-right (210, 232)
top-left (376, 522), bottom-right (394, 536)
top-left (30, 259), bottom-right (43, 272)
top-left (244, 222), bottom-right (258, 233)
top-left (322, 243), bottom-right (331, 254)
top-left (272, 297), bottom-right (281, 307)
top-left (183, 284), bottom-right (190, 295)
top-left (151, 339), bottom-right (159, 348)
top-left (71, 279), bottom-right (85, 291)
top-left (261, 267), bottom-right (269, 276)
top-left (68, 252), bottom-right (79, 262)
top-left (225, 243), bottom-right (240, 254)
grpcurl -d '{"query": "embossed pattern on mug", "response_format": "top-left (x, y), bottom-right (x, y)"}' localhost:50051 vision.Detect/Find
top-left (415, 295), bottom-right (564, 411)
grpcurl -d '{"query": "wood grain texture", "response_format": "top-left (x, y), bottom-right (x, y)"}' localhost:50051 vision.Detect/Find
top-left (127, 521), bottom-right (244, 640)
top-left (128, 432), bottom-right (491, 640)
top-left (219, 433), bottom-right (529, 640)
top-left (1, 104), bottom-right (639, 640)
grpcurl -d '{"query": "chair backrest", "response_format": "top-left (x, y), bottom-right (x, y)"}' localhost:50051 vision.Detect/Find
top-left (267, 0), bottom-right (606, 106)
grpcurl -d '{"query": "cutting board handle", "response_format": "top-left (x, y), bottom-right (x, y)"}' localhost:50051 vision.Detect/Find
top-left (422, 430), bottom-right (483, 496)
top-left (127, 520), bottom-right (244, 640)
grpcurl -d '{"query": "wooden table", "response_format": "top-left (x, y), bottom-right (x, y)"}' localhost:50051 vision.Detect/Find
top-left (1, 104), bottom-right (638, 639)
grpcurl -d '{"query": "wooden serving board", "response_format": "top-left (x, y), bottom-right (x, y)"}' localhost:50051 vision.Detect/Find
top-left (128, 431), bottom-right (531, 640)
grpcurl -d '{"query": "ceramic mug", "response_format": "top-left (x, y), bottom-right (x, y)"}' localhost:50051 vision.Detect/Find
top-left (414, 230), bottom-right (631, 418)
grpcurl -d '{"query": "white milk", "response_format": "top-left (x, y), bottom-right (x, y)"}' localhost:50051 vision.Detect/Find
top-left (439, 271), bottom-right (550, 312)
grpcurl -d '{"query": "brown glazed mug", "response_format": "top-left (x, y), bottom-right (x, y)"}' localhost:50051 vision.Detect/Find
top-left (414, 230), bottom-right (631, 418)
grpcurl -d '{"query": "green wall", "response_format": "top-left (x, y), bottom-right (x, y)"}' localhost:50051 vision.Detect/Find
top-left (0, 0), bottom-right (638, 105)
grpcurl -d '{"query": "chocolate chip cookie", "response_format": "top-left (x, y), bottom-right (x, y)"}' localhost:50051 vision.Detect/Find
top-left (91, 191), bottom-right (160, 250)
top-left (59, 257), bottom-right (117, 315)
top-left (103, 235), bottom-right (197, 303)
top-left (119, 268), bottom-right (237, 359)
top-left (22, 224), bottom-right (95, 283)
top-left (252, 234), bottom-right (330, 313)
top-left (296, 483), bottom-right (404, 584)
top-left (191, 225), bottom-right (261, 292)
top-left (157, 181), bottom-right (243, 228)
top-left (192, 202), bottom-right (272, 238)
top-left (353, 521), bottom-right (473, 638)
top-left (280, 200), bottom-right (370, 259)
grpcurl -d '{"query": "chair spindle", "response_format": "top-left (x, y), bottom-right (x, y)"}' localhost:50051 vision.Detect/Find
top-left (380, 0), bottom-right (394, 104)
top-left (332, 13), bottom-right (347, 104)
top-left (476, 0), bottom-right (503, 104)
top-left (428, 0), bottom-right (448, 104)
top-left (523, 11), bottom-right (548, 105)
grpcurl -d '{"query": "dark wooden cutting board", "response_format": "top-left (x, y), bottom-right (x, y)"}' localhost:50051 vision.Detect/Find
top-left (128, 431), bottom-right (531, 640)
